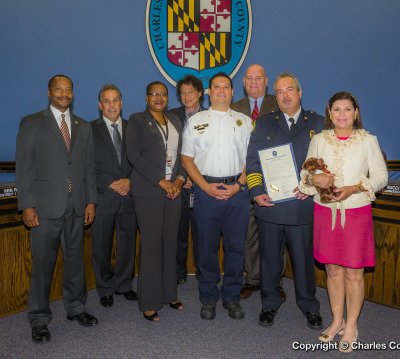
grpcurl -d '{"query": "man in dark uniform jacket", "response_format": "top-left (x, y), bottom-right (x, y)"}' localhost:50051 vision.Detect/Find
top-left (16, 74), bottom-right (98, 343)
top-left (91, 84), bottom-right (138, 308)
top-left (169, 75), bottom-right (206, 284)
top-left (231, 64), bottom-right (279, 300)
top-left (246, 73), bottom-right (323, 329)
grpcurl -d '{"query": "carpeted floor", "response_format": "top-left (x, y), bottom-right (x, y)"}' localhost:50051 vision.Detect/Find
top-left (0, 277), bottom-right (399, 358)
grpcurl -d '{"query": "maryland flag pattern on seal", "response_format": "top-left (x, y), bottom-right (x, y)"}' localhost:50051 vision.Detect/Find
top-left (167, 0), bottom-right (232, 71)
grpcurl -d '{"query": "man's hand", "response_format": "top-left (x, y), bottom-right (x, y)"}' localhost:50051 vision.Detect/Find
top-left (293, 186), bottom-right (309, 200)
top-left (84, 203), bottom-right (95, 225)
top-left (312, 173), bottom-right (335, 189)
top-left (23, 207), bottom-right (39, 227)
top-left (254, 194), bottom-right (275, 207)
top-left (110, 179), bottom-right (130, 196)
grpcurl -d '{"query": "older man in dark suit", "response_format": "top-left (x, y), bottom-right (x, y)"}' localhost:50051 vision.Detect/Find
top-left (246, 73), bottom-right (323, 329)
top-left (16, 74), bottom-right (98, 344)
top-left (231, 64), bottom-right (279, 300)
top-left (91, 84), bottom-right (137, 308)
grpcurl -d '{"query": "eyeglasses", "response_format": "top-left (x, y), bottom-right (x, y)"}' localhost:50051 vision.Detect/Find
top-left (148, 92), bottom-right (168, 97)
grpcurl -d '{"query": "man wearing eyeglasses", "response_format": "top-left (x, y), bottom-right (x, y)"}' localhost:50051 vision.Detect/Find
top-left (90, 84), bottom-right (138, 309)
top-left (182, 72), bottom-right (252, 321)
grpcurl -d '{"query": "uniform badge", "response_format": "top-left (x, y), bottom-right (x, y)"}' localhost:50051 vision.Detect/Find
top-left (309, 130), bottom-right (316, 139)
top-left (236, 119), bottom-right (242, 127)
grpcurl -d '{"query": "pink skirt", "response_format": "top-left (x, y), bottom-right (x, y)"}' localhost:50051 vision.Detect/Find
top-left (313, 203), bottom-right (375, 268)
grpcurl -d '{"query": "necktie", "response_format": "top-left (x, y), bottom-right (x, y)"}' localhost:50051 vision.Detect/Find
top-left (251, 100), bottom-right (259, 121)
top-left (289, 118), bottom-right (295, 132)
top-left (60, 114), bottom-right (71, 152)
top-left (111, 123), bottom-right (122, 163)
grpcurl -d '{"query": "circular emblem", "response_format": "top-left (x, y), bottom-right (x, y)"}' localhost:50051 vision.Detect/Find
top-left (236, 119), bottom-right (242, 127)
top-left (272, 151), bottom-right (277, 157)
top-left (146, 0), bottom-right (252, 89)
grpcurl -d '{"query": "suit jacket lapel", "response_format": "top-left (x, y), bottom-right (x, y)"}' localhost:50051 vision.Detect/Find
top-left (144, 110), bottom-right (166, 150)
top-left (70, 114), bottom-right (80, 151)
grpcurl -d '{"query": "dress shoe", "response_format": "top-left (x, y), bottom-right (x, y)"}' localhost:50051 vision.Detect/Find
top-left (32, 325), bottom-right (51, 343)
top-left (240, 283), bottom-right (260, 299)
top-left (143, 311), bottom-right (160, 321)
top-left (278, 285), bottom-right (286, 302)
top-left (339, 329), bottom-right (358, 353)
top-left (115, 290), bottom-right (137, 301)
top-left (67, 312), bottom-right (99, 327)
top-left (305, 312), bottom-right (323, 330)
top-left (169, 301), bottom-right (184, 310)
top-left (258, 310), bottom-right (276, 327)
top-left (100, 295), bottom-right (113, 307)
top-left (319, 320), bottom-right (345, 342)
top-left (200, 303), bottom-right (216, 320)
top-left (177, 277), bottom-right (187, 285)
top-left (222, 301), bottom-right (244, 319)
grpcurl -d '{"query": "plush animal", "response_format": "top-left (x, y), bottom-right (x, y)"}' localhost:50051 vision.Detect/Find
top-left (302, 157), bottom-right (337, 203)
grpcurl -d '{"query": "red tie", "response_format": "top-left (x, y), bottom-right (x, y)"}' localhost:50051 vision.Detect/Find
top-left (60, 114), bottom-right (71, 152)
top-left (251, 100), bottom-right (259, 121)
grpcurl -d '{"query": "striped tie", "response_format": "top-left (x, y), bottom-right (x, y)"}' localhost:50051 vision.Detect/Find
top-left (60, 114), bottom-right (72, 192)
top-left (111, 123), bottom-right (122, 164)
top-left (60, 114), bottom-right (71, 152)
top-left (251, 100), bottom-right (259, 121)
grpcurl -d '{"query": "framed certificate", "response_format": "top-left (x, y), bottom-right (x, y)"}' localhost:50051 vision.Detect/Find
top-left (257, 143), bottom-right (299, 203)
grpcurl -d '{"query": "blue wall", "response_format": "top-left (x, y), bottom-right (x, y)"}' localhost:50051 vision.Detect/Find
top-left (1, 0), bottom-right (399, 163)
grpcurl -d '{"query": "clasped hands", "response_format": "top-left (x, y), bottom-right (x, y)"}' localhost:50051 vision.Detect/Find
top-left (204, 182), bottom-right (239, 200)
top-left (159, 178), bottom-right (184, 199)
top-left (312, 173), bottom-right (358, 202)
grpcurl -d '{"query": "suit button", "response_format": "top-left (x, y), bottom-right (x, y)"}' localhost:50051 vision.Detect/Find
top-left (68, 162), bottom-right (72, 165)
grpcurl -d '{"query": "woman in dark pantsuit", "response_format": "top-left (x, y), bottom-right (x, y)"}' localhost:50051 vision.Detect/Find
top-left (126, 81), bottom-right (185, 321)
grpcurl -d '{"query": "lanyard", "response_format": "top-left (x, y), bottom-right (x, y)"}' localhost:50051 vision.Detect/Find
top-left (154, 115), bottom-right (169, 152)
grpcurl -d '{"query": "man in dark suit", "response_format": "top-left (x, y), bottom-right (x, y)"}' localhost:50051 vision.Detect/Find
top-left (169, 75), bottom-right (205, 284)
top-left (91, 84), bottom-right (138, 308)
top-left (16, 74), bottom-right (98, 344)
top-left (231, 64), bottom-right (279, 300)
top-left (246, 73), bottom-right (323, 329)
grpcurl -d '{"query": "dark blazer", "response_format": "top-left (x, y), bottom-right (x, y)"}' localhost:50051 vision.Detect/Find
top-left (16, 108), bottom-right (96, 218)
top-left (90, 118), bottom-right (134, 215)
top-left (168, 105), bottom-right (207, 128)
top-left (126, 110), bottom-right (184, 197)
top-left (246, 108), bottom-right (324, 225)
top-left (231, 93), bottom-right (277, 117)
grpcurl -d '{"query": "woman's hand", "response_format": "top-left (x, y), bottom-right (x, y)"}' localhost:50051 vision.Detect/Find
top-left (332, 185), bottom-right (358, 202)
top-left (159, 179), bottom-right (176, 198)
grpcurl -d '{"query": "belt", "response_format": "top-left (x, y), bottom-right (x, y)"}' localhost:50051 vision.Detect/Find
top-left (203, 174), bottom-right (241, 184)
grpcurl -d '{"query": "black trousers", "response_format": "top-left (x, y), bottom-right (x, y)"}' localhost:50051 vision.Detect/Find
top-left (28, 194), bottom-right (86, 327)
top-left (257, 220), bottom-right (320, 314)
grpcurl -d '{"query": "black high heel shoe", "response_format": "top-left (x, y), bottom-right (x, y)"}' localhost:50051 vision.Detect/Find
top-left (169, 301), bottom-right (183, 310)
top-left (143, 311), bottom-right (160, 321)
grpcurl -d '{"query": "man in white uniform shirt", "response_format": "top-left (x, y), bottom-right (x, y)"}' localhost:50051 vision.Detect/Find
top-left (181, 72), bottom-right (252, 320)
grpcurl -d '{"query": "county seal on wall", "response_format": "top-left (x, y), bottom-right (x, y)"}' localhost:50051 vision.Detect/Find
top-left (146, 0), bottom-right (252, 89)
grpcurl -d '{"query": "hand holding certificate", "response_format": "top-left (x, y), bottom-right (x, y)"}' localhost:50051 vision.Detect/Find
top-left (258, 143), bottom-right (299, 203)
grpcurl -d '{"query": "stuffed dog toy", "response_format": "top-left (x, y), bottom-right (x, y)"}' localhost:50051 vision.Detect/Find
top-left (302, 157), bottom-right (337, 203)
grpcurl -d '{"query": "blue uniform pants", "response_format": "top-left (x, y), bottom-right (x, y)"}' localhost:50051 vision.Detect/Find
top-left (193, 185), bottom-right (249, 304)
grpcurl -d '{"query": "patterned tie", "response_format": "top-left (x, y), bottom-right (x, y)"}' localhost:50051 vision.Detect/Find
top-left (60, 114), bottom-right (72, 192)
top-left (289, 118), bottom-right (295, 132)
top-left (111, 123), bottom-right (122, 163)
top-left (60, 114), bottom-right (71, 152)
top-left (251, 100), bottom-right (259, 121)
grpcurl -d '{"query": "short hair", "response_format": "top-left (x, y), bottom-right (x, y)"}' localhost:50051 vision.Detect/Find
top-left (176, 75), bottom-right (204, 102)
top-left (208, 72), bottom-right (233, 89)
top-left (273, 72), bottom-right (301, 94)
top-left (48, 74), bottom-right (73, 90)
top-left (98, 84), bottom-right (122, 102)
top-left (146, 81), bottom-right (168, 95)
top-left (325, 91), bottom-right (363, 130)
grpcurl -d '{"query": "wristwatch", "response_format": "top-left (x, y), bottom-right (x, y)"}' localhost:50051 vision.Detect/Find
top-left (235, 180), bottom-right (246, 192)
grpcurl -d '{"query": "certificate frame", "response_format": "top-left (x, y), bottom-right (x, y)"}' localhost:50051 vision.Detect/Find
top-left (257, 143), bottom-right (300, 203)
